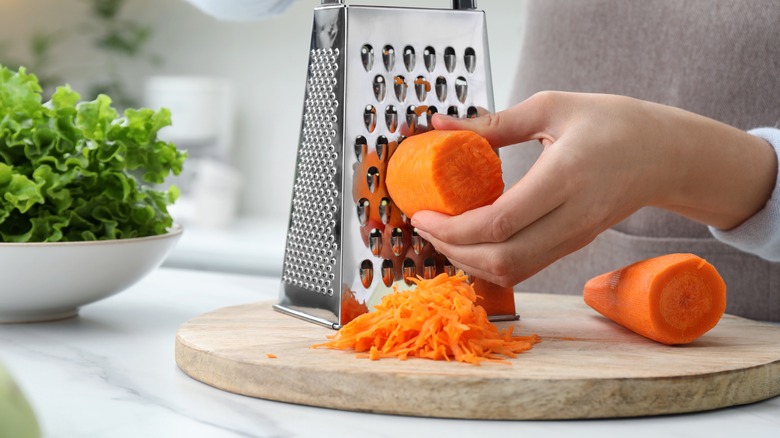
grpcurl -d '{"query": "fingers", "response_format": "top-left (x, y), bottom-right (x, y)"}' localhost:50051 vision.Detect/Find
top-left (430, 91), bottom-right (561, 148)
top-left (416, 195), bottom-right (600, 287)
top-left (412, 146), bottom-right (572, 245)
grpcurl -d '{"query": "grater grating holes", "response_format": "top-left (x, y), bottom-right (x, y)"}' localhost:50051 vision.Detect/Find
top-left (444, 46), bottom-right (456, 72)
top-left (382, 45), bottom-right (395, 71)
top-left (464, 47), bottom-right (476, 74)
top-left (403, 258), bottom-right (416, 285)
top-left (364, 105), bottom-right (377, 132)
top-left (405, 106), bottom-right (418, 134)
top-left (357, 198), bottom-right (369, 226)
top-left (353, 42), bottom-right (487, 291)
top-left (385, 105), bottom-right (398, 132)
top-left (423, 46), bottom-right (436, 72)
top-left (376, 135), bottom-right (388, 160)
top-left (381, 259), bottom-right (394, 286)
top-left (372, 75), bottom-right (386, 101)
top-left (393, 75), bottom-right (407, 102)
top-left (369, 228), bottom-right (383, 256)
top-left (361, 44), bottom-right (374, 71)
top-left (282, 48), bottom-right (341, 297)
top-left (391, 228), bottom-right (404, 256)
top-left (455, 76), bottom-right (468, 103)
top-left (411, 228), bottom-right (424, 255)
top-left (379, 197), bottom-right (391, 224)
top-left (366, 166), bottom-right (380, 193)
top-left (423, 257), bottom-right (436, 279)
top-left (435, 76), bottom-right (447, 101)
top-left (354, 135), bottom-right (367, 162)
top-left (403, 46), bottom-right (416, 71)
top-left (414, 75), bottom-right (429, 101)
top-left (360, 259), bottom-right (374, 288)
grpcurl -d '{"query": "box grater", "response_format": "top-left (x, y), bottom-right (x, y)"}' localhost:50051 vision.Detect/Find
top-left (273, 0), bottom-right (518, 329)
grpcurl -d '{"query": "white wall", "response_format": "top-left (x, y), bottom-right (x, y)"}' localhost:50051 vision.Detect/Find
top-left (0, 0), bottom-right (525, 220)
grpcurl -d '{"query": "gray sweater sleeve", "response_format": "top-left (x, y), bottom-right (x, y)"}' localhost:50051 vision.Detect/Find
top-left (708, 127), bottom-right (780, 261)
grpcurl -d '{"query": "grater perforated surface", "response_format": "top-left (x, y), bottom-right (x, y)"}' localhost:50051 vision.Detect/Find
top-left (342, 6), bottom-right (494, 317)
top-left (281, 48), bottom-right (341, 297)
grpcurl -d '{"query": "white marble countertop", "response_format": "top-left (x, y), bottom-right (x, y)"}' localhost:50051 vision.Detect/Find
top-left (1, 267), bottom-right (779, 438)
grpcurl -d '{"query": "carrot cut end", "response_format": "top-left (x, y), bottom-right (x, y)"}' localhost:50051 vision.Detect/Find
top-left (584, 253), bottom-right (726, 345)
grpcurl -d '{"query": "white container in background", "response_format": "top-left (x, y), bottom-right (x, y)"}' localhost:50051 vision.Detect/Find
top-left (144, 76), bottom-right (234, 160)
top-left (191, 158), bottom-right (243, 228)
top-left (144, 76), bottom-right (240, 228)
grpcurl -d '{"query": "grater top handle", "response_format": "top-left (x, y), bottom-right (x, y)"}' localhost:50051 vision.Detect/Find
top-left (452, 0), bottom-right (477, 9)
top-left (318, 0), bottom-right (478, 10)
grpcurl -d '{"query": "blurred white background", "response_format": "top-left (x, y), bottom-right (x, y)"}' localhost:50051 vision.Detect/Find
top-left (0, 0), bottom-right (526, 274)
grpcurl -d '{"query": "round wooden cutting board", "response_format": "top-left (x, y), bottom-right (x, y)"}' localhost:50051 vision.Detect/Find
top-left (175, 293), bottom-right (780, 420)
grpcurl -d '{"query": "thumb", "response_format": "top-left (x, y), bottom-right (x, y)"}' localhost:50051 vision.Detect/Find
top-left (430, 92), bottom-right (557, 148)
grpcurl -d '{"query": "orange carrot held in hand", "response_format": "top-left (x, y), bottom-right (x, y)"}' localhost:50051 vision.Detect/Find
top-left (385, 130), bottom-right (503, 217)
top-left (583, 253), bottom-right (726, 345)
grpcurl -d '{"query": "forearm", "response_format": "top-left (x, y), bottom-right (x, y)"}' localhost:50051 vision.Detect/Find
top-left (706, 128), bottom-right (780, 261)
top-left (413, 92), bottom-right (780, 286)
top-left (648, 101), bottom-right (778, 230)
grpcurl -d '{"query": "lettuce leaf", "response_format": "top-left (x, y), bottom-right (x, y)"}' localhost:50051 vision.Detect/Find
top-left (0, 65), bottom-right (186, 242)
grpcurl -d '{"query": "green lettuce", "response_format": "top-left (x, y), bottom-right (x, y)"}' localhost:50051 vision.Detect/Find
top-left (0, 65), bottom-right (186, 242)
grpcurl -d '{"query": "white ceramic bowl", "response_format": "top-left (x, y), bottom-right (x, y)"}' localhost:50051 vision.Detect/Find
top-left (0, 225), bottom-right (183, 323)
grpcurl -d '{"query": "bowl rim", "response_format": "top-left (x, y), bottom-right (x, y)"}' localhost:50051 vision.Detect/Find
top-left (0, 223), bottom-right (183, 247)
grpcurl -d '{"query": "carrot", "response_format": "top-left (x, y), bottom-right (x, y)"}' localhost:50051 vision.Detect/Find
top-left (413, 105), bottom-right (429, 117)
top-left (266, 353), bottom-right (277, 359)
top-left (341, 287), bottom-right (369, 324)
top-left (385, 130), bottom-right (503, 217)
top-left (313, 272), bottom-right (539, 365)
top-left (414, 77), bottom-right (431, 92)
top-left (583, 253), bottom-right (727, 345)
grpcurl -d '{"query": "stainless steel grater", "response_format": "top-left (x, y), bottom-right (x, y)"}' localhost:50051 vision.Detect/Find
top-left (274, 0), bottom-right (518, 329)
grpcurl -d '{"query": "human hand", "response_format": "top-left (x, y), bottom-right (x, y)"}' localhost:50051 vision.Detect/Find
top-left (411, 91), bottom-right (776, 287)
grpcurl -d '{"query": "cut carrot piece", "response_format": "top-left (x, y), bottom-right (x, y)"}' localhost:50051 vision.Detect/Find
top-left (385, 130), bottom-right (503, 217)
top-left (313, 272), bottom-right (539, 365)
top-left (414, 77), bottom-right (431, 92)
top-left (266, 353), bottom-right (277, 359)
top-left (583, 253), bottom-right (727, 345)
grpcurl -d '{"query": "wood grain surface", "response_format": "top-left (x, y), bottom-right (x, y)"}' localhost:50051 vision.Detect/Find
top-left (175, 293), bottom-right (780, 419)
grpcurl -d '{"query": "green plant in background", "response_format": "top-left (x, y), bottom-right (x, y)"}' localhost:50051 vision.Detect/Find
top-left (0, 65), bottom-right (186, 242)
top-left (0, 31), bottom-right (64, 96)
top-left (0, 0), bottom-right (160, 108)
top-left (85, 0), bottom-right (162, 108)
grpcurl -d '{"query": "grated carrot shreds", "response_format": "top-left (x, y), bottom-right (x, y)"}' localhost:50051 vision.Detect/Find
top-left (312, 272), bottom-right (540, 365)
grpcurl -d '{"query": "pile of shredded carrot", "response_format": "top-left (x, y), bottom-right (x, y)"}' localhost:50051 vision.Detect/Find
top-left (312, 273), bottom-right (540, 365)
